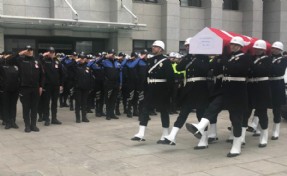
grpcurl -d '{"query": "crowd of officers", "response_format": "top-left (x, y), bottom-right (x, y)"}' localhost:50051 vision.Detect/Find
top-left (0, 37), bottom-right (286, 158)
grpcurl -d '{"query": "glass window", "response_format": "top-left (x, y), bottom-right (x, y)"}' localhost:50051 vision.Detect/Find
top-left (180, 0), bottom-right (201, 7)
top-left (76, 41), bottom-right (93, 54)
top-left (223, 0), bottom-right (239, 10)
top-left (133, 40), bottom-right (154, 53)
top-left (4, 38), bottom-right (36, 52)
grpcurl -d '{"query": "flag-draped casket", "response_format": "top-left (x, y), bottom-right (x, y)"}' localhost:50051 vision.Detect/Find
top-left (189, 27), bottom-right (271, 55)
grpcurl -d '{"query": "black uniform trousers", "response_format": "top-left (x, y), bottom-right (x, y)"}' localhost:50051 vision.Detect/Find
top-left (174, 104), bottom-right (205, 128)
top-left (19, 87), bottom-right (40, 128)
top-left (74, 88), bottom-right (89, 120)
top-left (95, 81), bottom-right (105, 114)
top-left (2, 91), bottom-right (18, 125)
top-left (243, 108), bottom-right (268, 130)
top-left (126, 83), bottom-right (136, 115)
top-left (139, 89), bottom-right (170, 128)
top-left (105, 85), bottom-right (119, 118)
top-left (42, 85), bottom-right (60, 121)
top-left (170, 83), bottom-right (180, 113)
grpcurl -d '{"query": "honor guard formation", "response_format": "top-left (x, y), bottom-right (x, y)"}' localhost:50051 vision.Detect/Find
top-left (0, 36), bottom-right (287, 158)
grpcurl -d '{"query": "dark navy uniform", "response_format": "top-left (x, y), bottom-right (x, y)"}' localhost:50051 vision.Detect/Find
top-left (87, 58), bottom-right (105, 117)
top-left (98, 56), bottom-right (121, 120)
top-left (171, 54), bottom-right (209, 129)
top-left (125, 58), bottom-right (141, 117)
top-left (9, 53), bottom-right (44, 132)
top-left (222, 51), bottom-right (251, 137)
top-left (72, 60), bottom-right (94, 123)
top-left (38, 55), bottom-right (63, 125)
top-left (0, 54), bottom-right (20, 129)
top-left (139, 54), bottom-right (174, 127)
top-left (269, 54), bottom-right (287, 123)
top-left (242, 54), bottom-right (272, 130)
top-left (136, 58), bottom-right (148, 116)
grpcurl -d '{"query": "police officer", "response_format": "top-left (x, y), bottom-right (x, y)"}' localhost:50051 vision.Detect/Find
top-left (9, 46), bottom-right (44, 132)
top-left (169, 52), bottom-right (184, 114)
top-left (87, 53), bottom-right (106, 117)
top-left (269, 41), bottom-right (287, 140)
top-left (38, 47), bottom-right (63, 126)
top-left (241, 40), bottom-right (271, 147)
top-left (61, 52), bottom-right (77, 111)
top-left (72, 52), bottom-right (94, 123)
top-left (0, 52), bottom-right (19, 129)
top-left (131, 40), bottom-right (174, 143)
top-left (98, 50), bottom-right (121, 120)
top-left (163, 43), bottom-right (210, 147)
top-left (125, 52), bottom-right (141, 118)
top-left (136, 50), bottom-right (149, 118)
top-left (115, 52), bottom-right (127, 116)
top-left (186, 36), bottom-right (251, 157)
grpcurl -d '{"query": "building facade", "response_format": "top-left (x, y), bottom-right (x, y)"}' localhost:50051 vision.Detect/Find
top-left (0, 0), bottom-right (286, 54)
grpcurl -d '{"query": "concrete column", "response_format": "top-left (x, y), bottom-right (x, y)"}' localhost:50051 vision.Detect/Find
top-left (161, 0), bottom-right (180, 53)
top-left (241, 0), bottom-right (263, 38)
top-left (109, 0), bottom-right (133, 53)
top-left (0, 0), bottom-right (4, 51)
top-left (263, 0), bottom-right (281, 43)
top-left (0, 28), bottom-right (4, 52)
top-left (109, 30), bottom-right (133, 54)
top-left (203, 0), bottom-right (223, 28)
top-left (50, 0), bottom-right (73, 19)
top-left (279, 0), bottom-right (287, 48)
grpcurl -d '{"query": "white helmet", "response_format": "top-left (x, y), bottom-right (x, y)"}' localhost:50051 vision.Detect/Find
top-left (169, 52), bottom-right (177, 58)
top-left (152, 40), bottom-right (165, 50)
top-left (184, 37), bottom-right (192, 45)
top-left (175, 53), bottom-right (182, 59)
top-left (230, 36), bottom-right (245, 47)
top-left (272, 41), bottom-right (284, 51)
top-left (253, 40), bottom-right (267, 50)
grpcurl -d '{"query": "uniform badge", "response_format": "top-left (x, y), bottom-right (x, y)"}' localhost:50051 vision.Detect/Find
top-left (14, 66), bottom-right (18, 70)
top-left (35, 64), bottom-right (39, 68)
top-left (278, 60), bottom-right (281, 63)
top-left (56, 61), bottom-right (59, 64)
top-left (86, 69), bottom-right (89, 73)
top-left (159, 63), bottom-right (163, 67)
top-left (35, 61), bottom-right (38, 64)
top-left (154, 59), bottom-right (157, 64)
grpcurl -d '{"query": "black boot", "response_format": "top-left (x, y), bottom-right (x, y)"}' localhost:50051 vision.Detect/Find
top-left (38, 114), bottom-right (43, 122)
top-left (51, 116), bottom-right (62, 125)
top-left (44, 117), bottom-right (50, 126)
top-left (30, 117), bottom-right (40, 132)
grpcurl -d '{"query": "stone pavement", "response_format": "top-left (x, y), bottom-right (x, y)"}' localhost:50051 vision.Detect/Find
top-left (1, 105), bottom-right (287, 176)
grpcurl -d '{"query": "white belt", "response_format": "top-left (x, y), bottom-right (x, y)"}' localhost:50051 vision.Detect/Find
top-left (247, 77), bottom-right (269, 82)
top-left (269, 76), bottom-right (284, 81)
top-left (147, 78), bottom-right (167, 84)
top-left (186, 77), bottom-right (207, 82)
top-left (222, 77), bottom-right (246, 82)
top-left (215, 74), bottom-right (224, 79)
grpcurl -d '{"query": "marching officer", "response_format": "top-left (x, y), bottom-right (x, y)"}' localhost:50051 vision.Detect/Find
top-left (38, 47), bottom-right (63, 126)
top-left (163, 42), bottom-right (210, 147)
top-left (0, 52), bottom-right (20, 129)
top-left (131, 40), bottom-right (174, 143)
top-left (242, 40), bottom-right (271, 147)
top-left (269, 41), bottom-right (287, 140)
top-left (186, 37), bottom-right (251, 157)
top-left (9, 46), bottom-right (44, 132)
